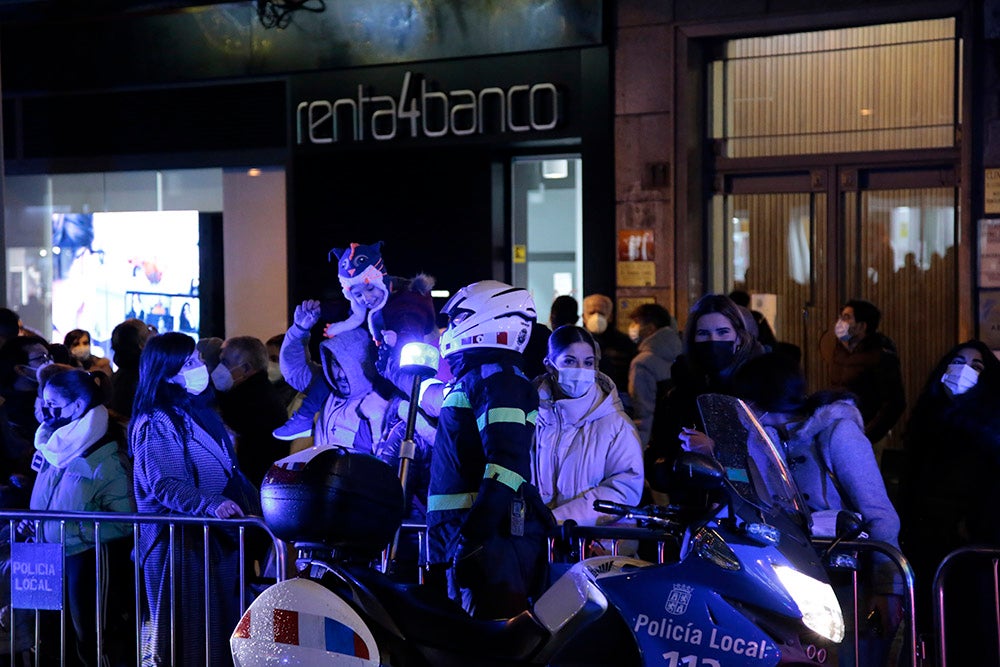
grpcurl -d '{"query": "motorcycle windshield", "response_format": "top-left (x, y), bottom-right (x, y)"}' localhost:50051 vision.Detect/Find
top-left (697, 393), bottom-right (807, 522)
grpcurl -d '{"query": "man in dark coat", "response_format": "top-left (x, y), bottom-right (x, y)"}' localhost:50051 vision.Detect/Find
top-left (213, 336), bottom-right (290, 486)
top-left (582, 293), bottom-right (637, 403)
top-left (819, 299), bottom-right (905, 447)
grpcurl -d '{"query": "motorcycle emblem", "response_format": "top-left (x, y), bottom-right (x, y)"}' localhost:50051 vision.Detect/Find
top-left (665, 584), bottom-right (693, 615)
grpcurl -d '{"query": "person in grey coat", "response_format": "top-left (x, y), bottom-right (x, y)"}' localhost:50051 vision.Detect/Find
top-left (129, 332), bottom-right (249, 667)
top-left (626, 303), bottom-right (682, 447)
top-left (730, 352), bottom-right (902, 667)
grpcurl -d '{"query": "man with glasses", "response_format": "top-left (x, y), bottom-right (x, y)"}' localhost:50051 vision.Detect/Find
top-left (0, 334), bottom-right (56, 478)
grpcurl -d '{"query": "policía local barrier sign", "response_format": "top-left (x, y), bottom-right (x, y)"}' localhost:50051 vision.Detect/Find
top-left (10, 542), bottom-right (63, 610)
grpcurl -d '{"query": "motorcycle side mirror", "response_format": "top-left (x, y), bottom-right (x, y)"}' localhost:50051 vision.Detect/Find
top-left (822, 510), bottom-right (865, 565)
top-left (834, 510), bottom-right (863, 540)
top-left (673, 452), bottom-right (727, 491)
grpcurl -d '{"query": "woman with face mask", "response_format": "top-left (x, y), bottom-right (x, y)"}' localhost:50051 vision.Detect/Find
top-left (64, 328), bottom-right (112, 378)
top-left (530, 325), bottom-right (644, 531)
top-left (128, 332), bottom-right (252, 667)
top-left (645, 293), bottom-right (764, 497)
top-left (899, 339), bottom-right (1000, 663)
top-left (24, 366), bottom-right (135, 665)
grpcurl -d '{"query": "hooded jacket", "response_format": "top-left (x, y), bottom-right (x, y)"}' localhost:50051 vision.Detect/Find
top-left (532, 371), bottom-right (643, 526)
top-left (773, 399), bottom-right (901, 593)
top-left (629, 325), bottom-right (683, 445)
top-left (279, 323), bottom-right (387, 452)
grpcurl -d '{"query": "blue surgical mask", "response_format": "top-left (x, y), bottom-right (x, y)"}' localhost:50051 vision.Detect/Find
top-left (178, 364), bottom-right (210, 395)
top-left (211, 364), bottom-right (234, 392)
top-left (266, 361), bottom-right (282, 383)
top-left (834, 320), bottom-right (851, 341)
top-left (556, 367), bottom-right (596, 398)
top-left (942, 363), bottom-right (979, 396)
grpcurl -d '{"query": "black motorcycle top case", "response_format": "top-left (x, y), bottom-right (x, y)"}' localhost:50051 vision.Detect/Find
top-left (261, 447), bottom-right (406, 557)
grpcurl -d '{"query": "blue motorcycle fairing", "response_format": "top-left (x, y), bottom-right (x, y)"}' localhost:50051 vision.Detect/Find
top-left (592, 526), bottom-right (815, 666)
top-left (598, 561), bottom-right (782, 665)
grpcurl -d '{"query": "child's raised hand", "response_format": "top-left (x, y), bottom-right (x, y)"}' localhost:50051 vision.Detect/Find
top-left (293, 300), bottom-right (321, 331)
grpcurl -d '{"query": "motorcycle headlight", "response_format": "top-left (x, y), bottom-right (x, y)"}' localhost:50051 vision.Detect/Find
top-left (772, 564), bottom-right (844, 642)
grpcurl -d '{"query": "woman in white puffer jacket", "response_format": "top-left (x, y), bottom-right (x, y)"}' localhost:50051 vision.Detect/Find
top-left (531, 325), bottom-right (644, 527)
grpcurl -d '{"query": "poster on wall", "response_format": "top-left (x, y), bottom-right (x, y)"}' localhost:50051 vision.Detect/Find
top-left (617, 229), bottom-right (655, 287)
top-left (980, 219), bottom-right (1000, 288)
top-left (51, 211), bottom-right (201, 352)
top-left (985, 169), bottom-right (1000, 215)
top-left (617, 296), bottom-right (656, 333)
top-left (978, 289), bottom-right (1000, 352)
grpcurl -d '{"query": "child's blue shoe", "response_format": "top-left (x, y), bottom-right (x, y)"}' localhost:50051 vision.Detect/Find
top-left (272, 411), bottom-right (314, 440)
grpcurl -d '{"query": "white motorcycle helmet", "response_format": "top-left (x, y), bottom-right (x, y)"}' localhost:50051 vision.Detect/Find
top-left (439, 280), bottom-right (536, 357)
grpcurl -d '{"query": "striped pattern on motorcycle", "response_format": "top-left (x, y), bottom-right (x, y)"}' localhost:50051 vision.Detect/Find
top-left (232, 608), bottom-right (370, 659)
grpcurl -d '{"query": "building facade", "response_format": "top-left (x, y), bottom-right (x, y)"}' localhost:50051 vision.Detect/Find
top-left (0, 0), bottom-right (993, 436)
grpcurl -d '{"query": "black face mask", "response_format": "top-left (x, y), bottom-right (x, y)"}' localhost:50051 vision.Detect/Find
top-left (693, 340), bottom-right (737, 374)
top-left (40, 405), bottom-right (74, 430)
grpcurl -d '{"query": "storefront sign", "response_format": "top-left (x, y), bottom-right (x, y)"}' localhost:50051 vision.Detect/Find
top-left (10, 542), bottom-right (63, 610)
top-left (296, 71), bottom-right (561, 145)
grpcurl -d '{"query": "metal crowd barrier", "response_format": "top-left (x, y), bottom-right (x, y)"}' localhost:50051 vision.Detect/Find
top-left (932, 545), bottom-right (1000, 667)
top-left (0, 509), bottom-right (285, 667)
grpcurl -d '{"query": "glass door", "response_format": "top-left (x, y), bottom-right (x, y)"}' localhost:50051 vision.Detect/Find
top-left (711, 173), bottom-right (831, 392)
top-left (510, 156), bottom-right (583, 326)
top-left (843, 169), bottom-right (958, 449)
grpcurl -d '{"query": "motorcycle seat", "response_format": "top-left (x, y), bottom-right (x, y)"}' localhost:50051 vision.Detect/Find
top-left (345, 565), bottom-right (550, 661)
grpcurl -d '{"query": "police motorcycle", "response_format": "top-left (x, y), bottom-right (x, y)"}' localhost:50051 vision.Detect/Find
top-left (548, 392), bottom-right (848, 666)
top-left (231, 333), bottom-right (847, 666)
top-left (230, 341), bottom-right (609, 666)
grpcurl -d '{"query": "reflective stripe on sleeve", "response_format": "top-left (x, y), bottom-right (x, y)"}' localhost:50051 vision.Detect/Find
top-left (427, 492), bottom-right (478, 512)
top-left (442, 390), bottom-right (471, 409)
top-left (483, 462), bottom-right (526, 492)
top-left (476, 407), bottom-right (529, 432)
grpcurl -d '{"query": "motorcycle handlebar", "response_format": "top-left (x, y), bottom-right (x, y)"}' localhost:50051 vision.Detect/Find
top-left (592, 500), bottom-right (633, 516)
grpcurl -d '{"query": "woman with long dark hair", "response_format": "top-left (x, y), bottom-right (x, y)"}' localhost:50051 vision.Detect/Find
top-left (646, 293), bottom-right (764, 492)
top-left (128, 332), bottom-right (248, 666)
top-left (900, 339), bottom-right (1000, 665)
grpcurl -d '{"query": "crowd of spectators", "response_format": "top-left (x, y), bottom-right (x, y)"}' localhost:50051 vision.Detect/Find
top-left (0, 246), bottom-right (993, 665)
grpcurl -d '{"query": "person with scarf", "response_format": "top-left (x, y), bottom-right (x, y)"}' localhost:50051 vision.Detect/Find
top-left (25, 366), bottom-right (134, 665)
top-left (129, 332), bottom-right (251, 666)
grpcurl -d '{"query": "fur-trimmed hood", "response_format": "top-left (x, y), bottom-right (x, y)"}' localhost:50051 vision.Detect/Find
top-left (787, 398), bottom-right (863, 443)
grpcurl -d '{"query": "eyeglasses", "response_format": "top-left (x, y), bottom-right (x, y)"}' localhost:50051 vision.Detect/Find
top-left (28, 353), bottom-right (52, 365)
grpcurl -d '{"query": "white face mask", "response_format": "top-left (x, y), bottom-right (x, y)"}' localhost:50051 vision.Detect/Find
top-left (177, 364), bottom-right (210, 395)
top-left (834, 319), bottom-right (851, 341)
top-left (70, 344), bottom-right (91, 361)
top-left (628, 323), bottom-right (642, 344)
top-left (556, 367), bottom-right (596, 398)
top-left (942, 362), bottom-right (979, 396)
top-left (584, 313), bottom-right (608, 335)
top-left (266, 361), bottom-right (283, 383)
top-left (211, 364), bottom-right (234, 392)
